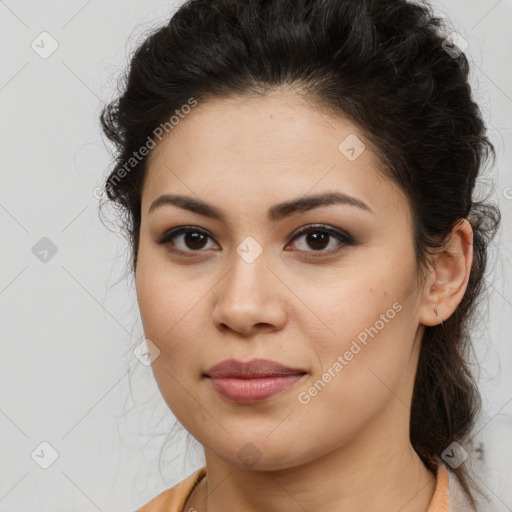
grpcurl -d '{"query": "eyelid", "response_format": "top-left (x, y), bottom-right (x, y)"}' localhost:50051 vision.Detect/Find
top-left (289, 224), bottom-right (354, 245)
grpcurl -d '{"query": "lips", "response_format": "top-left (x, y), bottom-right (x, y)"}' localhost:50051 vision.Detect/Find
top-left (204, 358), bottom-right (308, 404)
top-left (204, 358), bottom-right (307, 378)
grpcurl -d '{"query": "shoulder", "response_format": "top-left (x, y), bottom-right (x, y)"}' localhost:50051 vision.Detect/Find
top-left (135, 467), bottom-right (207, 512)
top-left (444, 463), bottom-right (502, 512)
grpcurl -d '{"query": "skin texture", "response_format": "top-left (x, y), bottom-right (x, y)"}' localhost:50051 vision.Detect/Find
top-left (135, 90), bottom-right (474, 512)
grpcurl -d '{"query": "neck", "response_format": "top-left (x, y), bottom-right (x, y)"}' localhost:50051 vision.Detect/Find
top-left (187, 416), bottom-right (436, 512)
top-left (185, 328), bottom-right (436, 512)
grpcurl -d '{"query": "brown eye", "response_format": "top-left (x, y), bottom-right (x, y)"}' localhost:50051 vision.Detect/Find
top-left (287, 224), bottom-right (354, 256)
top-left (157, 227), bottom-right (219, 254)
top-left (303, 232), bottom-right (330, 250)
top-left (156, 224), bottom-right (354, 259)
top-left (182, 232), bottom-right (208, 250)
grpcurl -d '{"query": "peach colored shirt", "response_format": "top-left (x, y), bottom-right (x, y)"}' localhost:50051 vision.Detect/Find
top-left (136, 464), bottom-right (455, 512)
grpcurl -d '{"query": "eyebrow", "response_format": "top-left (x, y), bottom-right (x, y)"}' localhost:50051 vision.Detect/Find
top-left (148, 191), bottom-right (373, 222)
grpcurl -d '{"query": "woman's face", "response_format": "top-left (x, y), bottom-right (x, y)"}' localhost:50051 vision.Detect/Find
top-left (135, 91), bottom-right (429, 470)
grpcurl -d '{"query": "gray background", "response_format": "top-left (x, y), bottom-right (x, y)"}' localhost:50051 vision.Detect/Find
top-left (0, 0), bottom-right (510, 510)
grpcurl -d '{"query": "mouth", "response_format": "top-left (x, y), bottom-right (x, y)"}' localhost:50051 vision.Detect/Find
top-left (203, 358), bottom-right (308, 404)
top-left (205, 374), bottom-right (307, 404)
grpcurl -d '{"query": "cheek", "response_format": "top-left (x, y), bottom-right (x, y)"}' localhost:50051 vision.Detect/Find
top-left (299, 254), bottom-right (419, 400)
top-left (310, 295), bottom-right (413, 388)
top-left (293, 304), bottom-right (415, 447)
top-left (136, 269), bottom-right (182, 373)
top-left (136, 245), bottom-right (197, 338)
top-left (300, 265), bottom-right (414, 349)
top-left (135, 261), bottom-right (208, 415)
top-left (135, 255), bottom-right (218, 382)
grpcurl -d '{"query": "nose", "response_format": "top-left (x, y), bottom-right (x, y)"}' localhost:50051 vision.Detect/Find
top-left (212, 252), bottom-right (288, 337)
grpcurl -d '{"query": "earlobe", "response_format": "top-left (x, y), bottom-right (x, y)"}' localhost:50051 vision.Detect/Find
top-left (418, 219), bottom-right (474, 327)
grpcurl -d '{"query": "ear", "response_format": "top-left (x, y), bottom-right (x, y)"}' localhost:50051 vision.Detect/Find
top-left (418, 219), bottom-right (473, 327)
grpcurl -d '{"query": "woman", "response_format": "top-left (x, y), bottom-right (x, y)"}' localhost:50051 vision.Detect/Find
top-left (99, 0), bottom-right (501, 510)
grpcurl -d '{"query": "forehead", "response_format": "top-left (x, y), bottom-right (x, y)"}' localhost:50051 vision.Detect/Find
top-left (147, 91), bottom-right (361, 170)
top-left (142, 92), bottom-right (407, 221)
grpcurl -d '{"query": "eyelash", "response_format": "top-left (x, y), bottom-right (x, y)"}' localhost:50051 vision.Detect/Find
top-left (156, 224), bottom-right (355, 259)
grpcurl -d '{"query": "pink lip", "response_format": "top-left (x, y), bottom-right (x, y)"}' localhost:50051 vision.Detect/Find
top-left (204, 358), bottom-right (307, 404)
top-left (208, 375), bottom-right (305, 404)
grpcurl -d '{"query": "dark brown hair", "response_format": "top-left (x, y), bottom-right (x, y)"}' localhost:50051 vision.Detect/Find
top-left (99, 0), bottom-right (501, 507)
